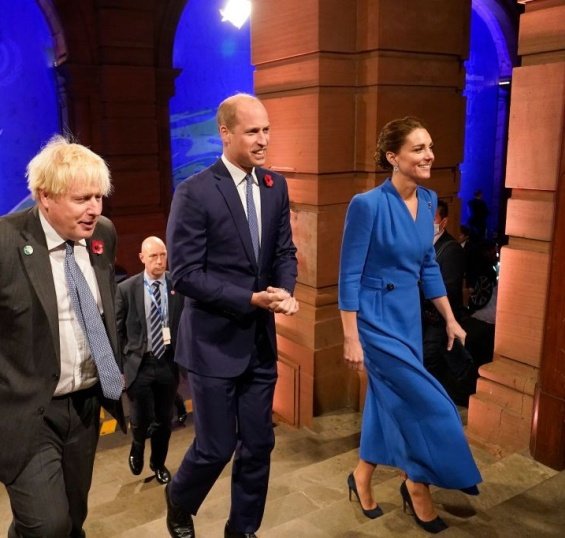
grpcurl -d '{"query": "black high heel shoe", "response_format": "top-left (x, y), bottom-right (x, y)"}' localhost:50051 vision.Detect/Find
top-left (400, 481), bottom-right (448, 534)
top-left (347, 472), bottom-right (383, 519)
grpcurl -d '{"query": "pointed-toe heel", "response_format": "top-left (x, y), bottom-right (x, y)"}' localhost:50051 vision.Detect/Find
top-left (399, 481), bottom-right (447, 534)
top-left (347, 472), bottom-right (383, 519)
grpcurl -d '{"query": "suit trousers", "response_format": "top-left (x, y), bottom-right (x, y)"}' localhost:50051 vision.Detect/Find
top-left (170, 333), bottom-right (277, 534)
top-left (127, 352), bottom-right (178, 467)
top-left (6, 386), bottom-right (100, 538)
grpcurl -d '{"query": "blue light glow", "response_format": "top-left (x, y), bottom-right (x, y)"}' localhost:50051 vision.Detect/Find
top-left (170, 0), bottom-right (253, 188)
top-left (0, 0), bottom-right (60, 215)
top-left (460, 4), bottom-right (512, 238)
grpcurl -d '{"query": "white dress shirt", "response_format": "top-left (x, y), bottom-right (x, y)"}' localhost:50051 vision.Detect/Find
top-left (39, 211), bottom-right (101, 395)
top-left (221, 154), bottom-right (262, 243)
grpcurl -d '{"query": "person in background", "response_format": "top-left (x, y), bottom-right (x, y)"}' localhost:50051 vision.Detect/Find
top-left (467, 189), bottom-right (489, 240)
top-left (116, 236), bottom-right (184, 485)
top-left (0, 135), bottom-right (125, 537)
top-left (165, 93), bottom-right (299, 538)
top-left (339, 117), bottom-right (481, 534)
top-left (422, 201), bottom-right (475, 406)
top-left (431, 201), bottom-right (465, 319)
top-left (458, 224), bottom-right (470, 248)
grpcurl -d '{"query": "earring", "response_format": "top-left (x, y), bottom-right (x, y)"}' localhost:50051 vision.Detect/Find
top-left (393, 165), bottom-right (399, 172)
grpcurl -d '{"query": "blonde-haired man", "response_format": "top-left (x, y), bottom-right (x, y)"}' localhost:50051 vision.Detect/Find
top-left (0, 135), bottom-right (125, 537)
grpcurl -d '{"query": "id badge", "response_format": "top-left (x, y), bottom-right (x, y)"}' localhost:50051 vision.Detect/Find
top-left (162, 326), bottom-right (171, 345)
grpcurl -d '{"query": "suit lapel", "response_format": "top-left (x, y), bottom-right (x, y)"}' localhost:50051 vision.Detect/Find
top-left (135, 273), bottom-right (147, 334)
top-left (165, 274), bottom-right (174, 322)
top-left (20, 208), bottom-right (60, 358)
top-left (88, 237), bottom-right (114, 323)
top-left (86, 225), bottom-right (122, 357)
top-left (213, 161), bottom-right (258, 267)
top-left (257, 170), bottom-right (275, 269)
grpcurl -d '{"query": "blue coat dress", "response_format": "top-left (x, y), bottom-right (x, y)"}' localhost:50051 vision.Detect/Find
top-left (339, 179), bottom-right (481, 490)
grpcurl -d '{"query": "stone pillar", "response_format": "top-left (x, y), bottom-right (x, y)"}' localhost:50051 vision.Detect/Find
top-left (52, 0), bottom-right (185, 273)
top-left (466, 0), bottom-right (565, 462)
top-left (252, 0), bottom-right (470, 426)
top-left (522, 0), bottom-right (565, 469)
top-left (252, 0), bottom-right (358, 427)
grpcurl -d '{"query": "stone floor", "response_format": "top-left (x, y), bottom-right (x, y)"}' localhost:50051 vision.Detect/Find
top-left (1, 409), bottom-right (563, 537)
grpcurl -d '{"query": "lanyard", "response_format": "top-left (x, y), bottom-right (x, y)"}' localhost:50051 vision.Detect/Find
top-left (143, 279), bottom-right (168, 326)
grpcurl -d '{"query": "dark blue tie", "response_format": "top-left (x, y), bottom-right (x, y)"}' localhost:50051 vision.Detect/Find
top-left (245, 174), bottom-right (260, 261)
top-left (64, 241), bottom-right (123, 400)
top-left (149, 281), bottom-right (165, 359)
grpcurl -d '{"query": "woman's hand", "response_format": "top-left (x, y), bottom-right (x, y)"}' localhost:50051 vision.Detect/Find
top-left (445, 319), bottom-right (466, 351)
top-left (344, 336), bottom-right (365, 371)
top-left (430, 296), bottom-right (467, 350)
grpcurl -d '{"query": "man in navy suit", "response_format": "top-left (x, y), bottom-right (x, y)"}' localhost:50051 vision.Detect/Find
top-left (116, 236), bottom-right (184, 485)
top-left (165, 93), bottom-right (299, 538)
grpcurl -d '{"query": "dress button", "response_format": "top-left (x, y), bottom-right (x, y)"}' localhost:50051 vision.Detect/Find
top-left (38, 407), bottom-right (45, 415)
top-left (386, 283), bottom-right (395, 291)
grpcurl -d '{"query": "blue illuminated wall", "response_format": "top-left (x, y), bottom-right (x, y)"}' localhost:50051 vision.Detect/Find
top-left (170, 0), bottom-right (253, 188)
top-left (0, 0), bottom-right (60, 215)
top-left (460, 4), bottom-right (512, 238)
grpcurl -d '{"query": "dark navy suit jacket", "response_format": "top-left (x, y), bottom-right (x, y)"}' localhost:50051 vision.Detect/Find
top-left (166, 159), bottom-right (298, 378)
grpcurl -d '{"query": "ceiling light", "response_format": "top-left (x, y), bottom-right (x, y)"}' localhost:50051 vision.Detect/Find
top-left (220, 0), bottom-right (251, 29)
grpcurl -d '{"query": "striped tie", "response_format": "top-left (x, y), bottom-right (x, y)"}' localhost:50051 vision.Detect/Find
top-left (150, 281), bottom-right (165, 359)
top-left (64, 241), bottom-right (123, 400)
top-left (245, 174), bottom-right (260, 261)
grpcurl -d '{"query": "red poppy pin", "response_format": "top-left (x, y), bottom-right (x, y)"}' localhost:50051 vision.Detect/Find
top-left (264, 174), bottom-right (274, 188)
top-left (91, 240), bottom-right (104, 255)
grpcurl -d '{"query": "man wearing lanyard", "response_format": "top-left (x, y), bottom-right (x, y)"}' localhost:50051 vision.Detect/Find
top-left (116, 236), bottom-right (184, 484)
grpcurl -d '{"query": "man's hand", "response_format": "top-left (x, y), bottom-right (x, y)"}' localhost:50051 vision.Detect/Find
top-left (250, 287), bottom-right (299, 316)
top-left (250, 288), bottom-right (290, 310)
top-left (271, 296), bottom-right (299, 316)
top-left (266, 286), bottom-right (299, 316)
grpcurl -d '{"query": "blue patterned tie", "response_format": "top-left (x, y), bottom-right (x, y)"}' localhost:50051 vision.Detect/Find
top-left (64, 241), bottom-right (123, 400)
top-left (245, 174), bottom-right (260, 261)
top-left (150, 281), bottom-right (165, 359)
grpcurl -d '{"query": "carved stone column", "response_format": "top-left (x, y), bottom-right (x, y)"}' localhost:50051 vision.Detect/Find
top-left (466, 0), bottom-right (565, 465)
top-left (252, 0), bottom-right (470, 426)
top-left (52, 0), bottom-right (187, 273)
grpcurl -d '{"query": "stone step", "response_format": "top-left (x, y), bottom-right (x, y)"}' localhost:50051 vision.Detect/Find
top-left (256, 448), bottom-right (555, 537)
top-left (474, 377), bottom-right (534, 417)
top-left (73, 409), bottom-right (560, 537)
top-left (467, 391), bottom-right (532, 453)
top-left (174, 413), bottom-right (367, 536)
top-left (219, 442), bottom-right (489, 537)
top-left (441, 469), bottom-right (565, 537)
top-left (479, 355), bottom-right (538, 397)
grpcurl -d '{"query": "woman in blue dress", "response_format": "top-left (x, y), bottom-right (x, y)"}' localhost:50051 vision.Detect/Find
top-left (339, 117), bottom-right (482, 533)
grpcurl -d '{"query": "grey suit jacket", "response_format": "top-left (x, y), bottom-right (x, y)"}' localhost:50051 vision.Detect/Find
top-left (0, 206), bottom-right (126, 484)
top-left (116, 271), bottom-right (184, 389)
